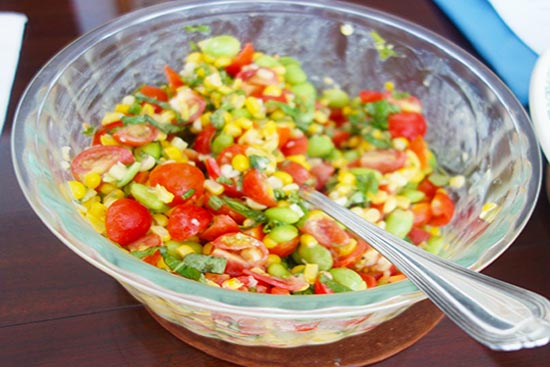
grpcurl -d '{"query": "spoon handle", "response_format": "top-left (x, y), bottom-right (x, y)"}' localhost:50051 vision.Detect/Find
top-left (301, 188), bottom-right (550, 351)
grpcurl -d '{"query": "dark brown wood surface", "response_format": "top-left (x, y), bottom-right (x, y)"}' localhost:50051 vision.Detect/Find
top-left (1, 1), bottom-right (548, 366)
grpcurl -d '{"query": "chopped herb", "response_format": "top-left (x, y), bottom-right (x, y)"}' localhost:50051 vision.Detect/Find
top-left (222, 196), bottom-right (267, 223)
top-left (159, 247), bottom-right (203, 281)
top-left (184, 24), bottom-right (211, 33)
top-left (216, 176), bottom-right (234, 185)
top-left (182, 253), bottom-right (226, 274)
top-left (207, 195), bottom-right (224, 211)
top-left (121, 115), bottom-right (184, 134)
top-left (364, 99), bottom-right (400, 130)
top-left (130, 247), bottom-right (160, 259)
top-left (134, 92), bottom-right (182, 121)
top-left (363, 130), bottom-right (392, 148)
top-left (370, 31), bottom-right (398, 60)
top-left (181, 189), bottom-right (196, 200)
top-left (82, 126), bottom-right (95, 136)
top-left (249, 155), bottom-right (270, 171)
top-left (210, 109), bottom-right (225, 129)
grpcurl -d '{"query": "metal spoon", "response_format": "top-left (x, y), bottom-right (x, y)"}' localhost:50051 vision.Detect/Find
top-left (300, 188), bottom-right (550, 351)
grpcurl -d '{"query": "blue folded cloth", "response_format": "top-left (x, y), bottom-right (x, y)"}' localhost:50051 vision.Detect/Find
top-left (433, 0), bottom-right (537, 105)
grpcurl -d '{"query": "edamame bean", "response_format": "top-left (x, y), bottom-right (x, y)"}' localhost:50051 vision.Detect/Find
top-left (297, 243), bottom-right (333, 271)
top-left (422, 235), bottom-right (445, 255)
top-left (329, 268), bottom-right (367, 291)
top-left (211, 132), bottom-right (234, 154)
top-left (285, 64), bottom-right (307, 85)
top-left (198, 35), bottom-right (241, 58)
top-left (255, 54), bottom-right (281, 68)
top-left (322, 88), bottom-right (350, 108)
top-left (279, 56), bottom-right (301, 66)
top-left (265, 207), bottom-right (301, 224)
top-left (268, 262), bottom-right (291, 278)
top-left (165, 240), bottom-right (202, 259)
top-left (291, 82), bottom-right (317, 103)
top-left (307, 135), bottom-right (334, 158)
top-left (385, 209), bottom-right (414, 239)
top-left (401, 189), bottom-right (426, 203)
top-left (268, 224), bottom-right (299, 243)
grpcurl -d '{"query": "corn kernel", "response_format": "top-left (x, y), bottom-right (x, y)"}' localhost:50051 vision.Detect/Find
top-left (300, 233), bottom-right (318, 248)
top-left (115, 104), bottom-right (130, 114)
top-left (263, 85), bottom-right (282, 97)
top-left (98, 182), bottom-right (117, 195)
top-left (303, 263), bottom-right (319, 283)
top-left (152, 214), bottom-right (168, 226)
top-left (234, 117), bottom-right (253, 130)
top-left (103, 189), bottom-right (125, 207)
top-left (151, 225), bottom-right (171, 242)
top-left (222, 277), bottom-right (244, 290)
top-left (156, 258), bottom-right (171, 271)
top-left (223, 122), bottom-right (243, 137)
top-left (99, 134), bottom-right (119, 146)
top-left (159, 110), bottom-right (176, 124)
top-left (141, 103), bottom-right (155, 116)
top-left (263, 236), bottom-right (278, 249)
top-left (338, 171), bottom-right (356, 185)
top-left (392, 137), bottom-right (409, 151)
top-left (245, 96), bottom-right (265, 119)
top-left (176, 244), bottom-right (196, 258)
top-left (382, 197), bottom-right (397, 214)
top-left (368, 190), bottom-right (388, 204)
top-left (68, 180), bottom-right (86, 200)
top-left (449, 175), bottom-right (466, 189)
top-left (101, 112), bottom-right (123, 125)
top-left (267, 254), bottom-right (282, 266)
top-left (204, 179), bottom-right (225, 195)
top-left (338, 238), bottom-right (358, 257)
top-left (307, 123), bottom-right (323, 135)
top-left (395, 195), bottom-right (411, 210)
top-left (384, 81), bottom-right (395, 91)
top-left (272, 171), bottom-right (293, 185)
top-left (164, 145), bottom-right (185, 162)
top-left (88, 201), bottom-right (106, 219)
top-left (202, 242), bottom-right (213, 255)
top-left (186, 52), bottom-right (203, 63)
top-left (286, 155), bottom-right (311, 170)
top-left (83, 172), bottom-right (102, 189)
top-left (291, 265), bottom-right (306, 274)
top-left (231, 154), bottom-right (250, 172)
top-left (480, 202), bottom-right (499, 222)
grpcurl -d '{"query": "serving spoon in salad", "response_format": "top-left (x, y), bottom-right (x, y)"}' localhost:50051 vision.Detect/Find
top-left (299, 187), bottom-right (550, 351)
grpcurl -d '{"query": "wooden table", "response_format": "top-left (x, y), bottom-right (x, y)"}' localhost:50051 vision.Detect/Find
top-left (1, 1), bottom-right (548, 366)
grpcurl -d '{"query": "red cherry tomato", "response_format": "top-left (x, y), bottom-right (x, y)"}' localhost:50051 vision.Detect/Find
top-left (359, 273), bottom-right (378, 288)
top-left (279, 160), bottom-right (312, 186)
top-left (142, 249), bottom-right (162, 266)
top-left (429, 190), bottom-right (455, 226)
top-left (193, 124), bottom-right (217, 154)
top-left (299, 211), bottom-right (350, 249)
top-left (277, 125), bottom-right (292, 149)
top-left (237, 66), bottom-right (279, 96)
top-left (267, 236), bottom-right (299, 258)
top-left (331, 129), bottom-right (351, 148)
top-left (139, 85), bottom-right (168, 102)
top-left (209, 232), bottom-right (269, 276)
top-left (354, 149), bottom-right (406, 174)
top-left (242, 169), bottom-right (277, 207)
top-left (149, 162), bottom-right (205, 206)
top-left (388, 112), bottom-right (427, 140)
top-left (126, 233), bottom-right (162, 252)
top-left (167, 204), bottom-right (212, 241)
top-left (359, 90), bottom-right (385, 103)
top-left (225, 42), bottom-right (255, 77)
top-left (112, 123), bottom-right (158, 146)
top-left (199, 214), bottom-right (240, 242)
top-left (92, 121), bottom-right (123, 145)
top-left (106, 198), bottom-right (152, 246)
top-left (333, 238), bottom-right (369, 268)
top-left (241, 225), bottom-right (265, 241)
top-left (71, 145), bottom-right (134, 182)
top-left (409, 136), bottom-right (430, 170)
top-left (407, 226), bottom-right (431, 245)
top-left (411, 202), bottom-right (433, 227)
top-left (164, 65), bottom-right (184, 88)
top-left (216, 144), bottom-right (248, 166)
top-left (310, 161), bottom-right (335, 190)
top-left (242, 268), bottom-right (308, 291)
top-left (281, 135), bottom-right (308, 156)
top-left (417, 177), bottom-right (438, 200)
top-left (314, 279), bottom-right (334, 294)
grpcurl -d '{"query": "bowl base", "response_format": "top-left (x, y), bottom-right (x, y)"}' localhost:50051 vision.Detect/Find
top-left (146, 299), bottom-right (443, 367)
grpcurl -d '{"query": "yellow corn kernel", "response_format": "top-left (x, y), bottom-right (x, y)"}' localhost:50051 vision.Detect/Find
top-left (313, 109), bottom-right (329, 124)
top-left (186, 52), bottom-right (203, 63)
top-left (101, 112), bottom-right (123, 125)
top-left (338, 171), bottom-right (356, 185)
top-left (368, 190), bottom-right (388, 205)
top-left (85, 212), bottom-right (105, 234)
top-left (348, 135), bottom-right (361, 148)
top-left (263, 85), bottom-right (282, 97)
top-left (300, 233), bottom-right (318, 248)
top-left (291, 264), bottom-right (306, 274)
top-left (223, 122), bottom-right (242, 137)
top-left (68, 180), bottom-right (86, 200)
top-left (164, 145), bottom-right (185, 162)
top-left (270, 109), bottom-right (287, 120)
top-left (231, 154), bottom-right (250, 172)
top-left (202, 242), bottom-right (214, 255)
top-left (263, 236), bottom-right (278, 249)
top-left (338, 238), bottom-right (358, 257)
top-left (156, 258), bottom-right (171, 271)
top-left (382, 197), bottom-right (397, 214)
top-left (98, 182), bottom-right (117, 195)
top-left (260, 121), bottom-right (277, 137)
top-left (115, 104), bottom-right (130, 114)
top-left (222, 277), bottom-right (244, 290)
top-left (82, 195), bottom-right (101, 209)
top-left (152, 214), bottom-right (168, 227)
top-left (267, 254), bottom-right (282, 266)
top-left (395, 195), bottom-right (411, 210)
top-left (286, 155), bottom-right (311, 170)
top-left (245, 96), bottom-right (265, 119)
top-left (83, 172), bottom-right (102, 189)
top-left (449, 175), bottom-right (466, 189)
top-left (428, 226), bottom-right (441, 236)
top-left (384, 81), bottom-right (395, 91)
top-left (103, 189), bottom-right (125, 207)
top-left (234, 117), bottom-right (253, 130)
top-left (204, 179), bottom-right (225, 195)
top-left (99, 134), bottom-right (119, 146)
top-left (151, 226), bottom-right (171, 242)
top-left (176, 244), bottom-right (196, 258)
top-left (272, 171), bottom-right (293, 186)
top-left (159, 110), bottom-right (176, 124)
top-left (303, 263), bottom-right (319, 284)
top-left (307, 123), bottom-right (323, 135)
top-left (392, 137), bottom-right (409, 151)
top-left (480, 202), bottom-right (499, 222)
top-left (141, 103), bottom-right (155, 116)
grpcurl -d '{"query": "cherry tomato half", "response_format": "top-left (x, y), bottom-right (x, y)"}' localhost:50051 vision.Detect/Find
top-left (149, 162), bottom-right (205, 206)
top-left (167, 204), bottom-right (212, 241)
top-left (170, 87), bottom-right (206, 123)
top-left (199, 214), bottom-right (240, 242)
top-left (193, 124), bottom-right (217, 154)
top-left (388, 112), bottom-right (427, 141)
top-left (106, 198), bottom-right (152, 246)
top-left (354, 149), bottom-right (406, 174)
top-left (112, 123), bottom-right (158, 147)
top-left (209, 232), bottom-right (269, 276)
top-left (71, 145), bottom-right (134, 182)
top-left (242, 169), bottom-right (277, 207)
top-left (279, 160), bottom-right (312, 186)
top-left (429, 190), bottom-right (455, 226)
top-left (140, 85), bottom-right (168, 102)
top-left (92, 121), bottom-right (123, 145)
top-left (299, 211), bottom-right (350, 249)
top-left (281, 135), bottom-right (308, 156)
top-left (225, 42), bottom-right (255, 77)
top-left (242, 268), bottom-right (308, 292)
top-left (164, 65), bottom-right (184, 88)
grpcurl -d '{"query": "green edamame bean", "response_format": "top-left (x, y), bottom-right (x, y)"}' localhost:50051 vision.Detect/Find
top-left (401, 189), bottom-right (426, 203)
top-left (198, 35), bottom-right (241, 58)
top-left (329, 268), bottom-right (367, 291)
top-left (279, 56), bottom-right (301, 67)
top-left (231, 108), bottom-right (252, 119)
top-left (129, 182), bottom-right (169, 212)
top-left (268, 224), bottom-right (299, 243)
top-left (165, 240), bottom-right (202, 259)
top-left (291, 82), bottom-right (317, 103)
top-left (211, 132), bottom-right (234, 154)
top-left (422, 235), bottom-right (445, 255)
top-left (297, 243), bottom-right (333, 271)
top-left (255, 54), bottom-right (281, 68)
top-left (385, 209), bottom-right (414, 239)
top-left (285, 64), bottom-right (307, 85)
top-left (322, 88), bottom-right (350, 108)
top-left (307, 135), bottom-right (334, 158)
top-left (265, 207), bottom-right (301, 224)
top-left (267, 262), bottom-right (291, 278)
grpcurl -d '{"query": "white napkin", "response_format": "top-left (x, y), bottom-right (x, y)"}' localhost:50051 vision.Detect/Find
top-left (0, 12), bottom-right (27, 134)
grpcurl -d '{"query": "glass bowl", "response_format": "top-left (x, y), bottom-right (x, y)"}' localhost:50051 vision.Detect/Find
top-left (11, 0), bottom-right (541, 348)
